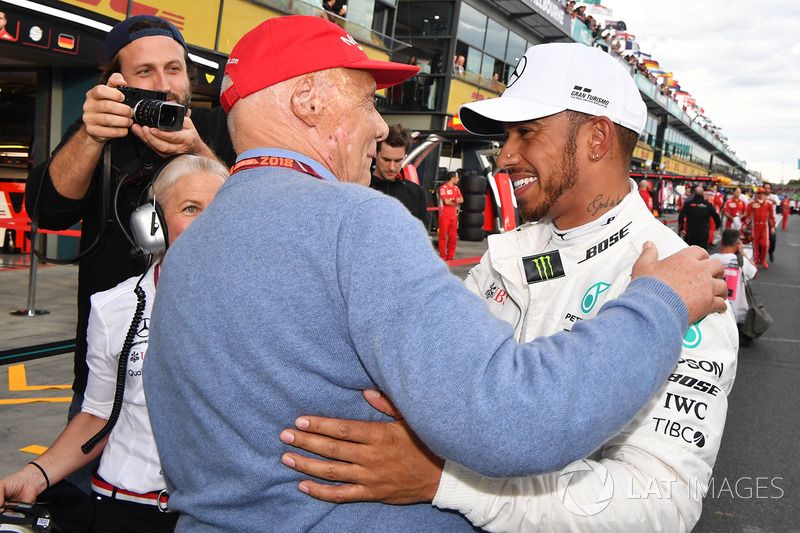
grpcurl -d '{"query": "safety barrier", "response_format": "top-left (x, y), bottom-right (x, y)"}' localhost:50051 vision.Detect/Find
top-left (1, 181), bottom-right (81, 317)
top-left (0, 182), bottom-right (81, 254)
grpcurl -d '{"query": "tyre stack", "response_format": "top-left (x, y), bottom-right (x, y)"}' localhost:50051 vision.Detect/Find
top-left (459, 172), bottom-right (487, 241)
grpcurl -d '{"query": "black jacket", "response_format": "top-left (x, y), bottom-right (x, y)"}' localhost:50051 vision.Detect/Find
top-left (679, 194), bottom-right (721, 245)
top-left (369, 175), bottom-right (429, 226)
top-left (25, 107), bottom-right (234, 395)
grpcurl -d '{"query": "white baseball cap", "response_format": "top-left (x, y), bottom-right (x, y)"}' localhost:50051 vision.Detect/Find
top-left (460, 43), bottom-right (647, 135)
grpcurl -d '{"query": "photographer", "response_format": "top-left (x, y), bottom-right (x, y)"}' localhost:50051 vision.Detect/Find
top-left (24, 15), bottom-right (234, 435)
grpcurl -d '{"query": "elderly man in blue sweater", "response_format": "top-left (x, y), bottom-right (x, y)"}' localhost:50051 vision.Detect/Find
top-left (143, 16), bottom-right (727, 532)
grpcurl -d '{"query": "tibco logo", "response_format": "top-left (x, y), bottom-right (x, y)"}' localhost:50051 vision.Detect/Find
top-left (557, 460), bottom-right (614, 516)
top-left (653, 417), bottom-right (706, 448)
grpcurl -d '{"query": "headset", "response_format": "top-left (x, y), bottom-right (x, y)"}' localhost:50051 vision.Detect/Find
top-left (129, 192), bottom-right (168, 256)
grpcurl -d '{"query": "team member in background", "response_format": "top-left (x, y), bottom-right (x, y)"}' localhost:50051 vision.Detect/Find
top-left (369, 124), bottom-right (428, 225)
top-left (723, 186), bottom-right (746, 230)
top-left (680, 185), bottom-right (721, 250)
top-left (744, 188), bottom-right (775, 269)
top-left (781, 195), bottom-right (791, 231)
top-left (638, 179), bottom-right (654, 212)
top-left (764, 182), bottom-right (779, 261)
top-left (437, 171), bottom-right (463, 260)
top-left (711, 229), bottom-right (757, 346)
top-left (1, 156), bottom-right (228, 533)
top-left (279, 43), bottom-right (737, 532)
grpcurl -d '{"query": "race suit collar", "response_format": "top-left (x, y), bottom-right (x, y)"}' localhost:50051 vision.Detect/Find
top-left (548, 180), bottom-right (637, 243)
top-left (236, 148), bottom-right (338, 182)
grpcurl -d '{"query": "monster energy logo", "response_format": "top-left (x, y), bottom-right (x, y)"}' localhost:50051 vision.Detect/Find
top-left (523, 251), bottom-right (566, 284)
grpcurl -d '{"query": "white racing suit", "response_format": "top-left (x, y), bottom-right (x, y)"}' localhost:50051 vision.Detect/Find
top-left (433, 182), bottom-right (738, 532)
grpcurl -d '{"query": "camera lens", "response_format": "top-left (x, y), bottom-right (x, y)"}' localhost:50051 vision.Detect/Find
top-left (132, 100), bottom-right (185, 132)
top-left (157, 103), bottom-right (184, 131)
top-left (133, 99), bottom-right (162, 128)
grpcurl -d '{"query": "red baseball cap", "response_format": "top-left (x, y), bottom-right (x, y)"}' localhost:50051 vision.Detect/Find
top-left (220, 16), bottom-right (419, 113)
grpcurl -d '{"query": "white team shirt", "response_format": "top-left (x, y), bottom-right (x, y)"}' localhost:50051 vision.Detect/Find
top-left (82, 266), bottom-right (166, 493)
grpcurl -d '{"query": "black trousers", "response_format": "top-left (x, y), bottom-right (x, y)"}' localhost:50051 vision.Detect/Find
top-left (91, 493), bottom-right (177, 533)
top-left (769, 230), bottom-right (776, 256)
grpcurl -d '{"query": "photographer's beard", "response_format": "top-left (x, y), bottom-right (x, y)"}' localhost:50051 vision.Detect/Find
top-left (168, 88), bottom-right (191, 108)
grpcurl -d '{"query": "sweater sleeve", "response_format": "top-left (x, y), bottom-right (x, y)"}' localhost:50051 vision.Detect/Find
top-left (336, 196), bottom-right (689, 477)
top-left (432, 307), bottom-right (737, 532)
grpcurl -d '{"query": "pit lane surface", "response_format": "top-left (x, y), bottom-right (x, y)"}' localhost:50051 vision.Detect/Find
top-left (694, 217), bottom-right (800, 533)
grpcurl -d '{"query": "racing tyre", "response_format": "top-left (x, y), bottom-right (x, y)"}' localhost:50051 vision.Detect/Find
top-left (462, 194), bottom-right (486, 213)
top-left (459, 226), bottom-right (485, 241)
top-left (460, 212), bottom-right (484, 228)
top-left (460, 173), bottom-right (487, 195)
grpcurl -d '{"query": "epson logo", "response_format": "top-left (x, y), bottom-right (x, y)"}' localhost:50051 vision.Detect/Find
top-left (663, 392), bottom-right (707, 420)
top-left (678, 358), bottom-right (724, 378)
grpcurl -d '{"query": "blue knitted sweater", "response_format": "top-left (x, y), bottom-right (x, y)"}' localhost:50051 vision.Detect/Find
top-left (144, 149), bottom-right (687, 532)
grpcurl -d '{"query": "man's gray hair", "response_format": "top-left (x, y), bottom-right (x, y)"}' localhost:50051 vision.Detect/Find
top-left (149, 154), bottom-right (229, 202)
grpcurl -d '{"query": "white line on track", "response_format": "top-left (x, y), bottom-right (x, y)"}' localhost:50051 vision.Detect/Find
top-left (759, 337), bottom-right (800, 344)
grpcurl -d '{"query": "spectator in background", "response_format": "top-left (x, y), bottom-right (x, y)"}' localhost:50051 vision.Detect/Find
top-left (452, 55), bottom-right (465, 76)
top-left (370, 124), bottom-right (428, 225)
top-left (711, 229), bottom-right (757, 346)
top-left (323, 0), bottom-right (347, 17)
top-left (437, 171), bottom-right (462, 260)
top-left (680, 185), bottom-right (721, 250)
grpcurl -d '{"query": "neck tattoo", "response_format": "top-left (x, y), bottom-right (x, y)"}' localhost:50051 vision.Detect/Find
top-left (587, 193), bottom-right (624, 217)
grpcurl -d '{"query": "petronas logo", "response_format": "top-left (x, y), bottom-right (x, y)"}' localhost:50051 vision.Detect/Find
top-left (523, 251), bottom-right (565, 284)
top-left (581, 282), bottom-right (612, 313)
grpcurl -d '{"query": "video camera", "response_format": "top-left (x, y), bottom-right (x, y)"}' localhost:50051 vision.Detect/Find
top-left (119, 87), bottom-right (186, 132)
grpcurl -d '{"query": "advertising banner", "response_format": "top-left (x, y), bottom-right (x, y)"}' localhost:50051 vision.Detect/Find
top-left (59, 0), bottom-right (221, 49)
top-left (520, 0), bottom-right (571, 36)
top-left (0, 4), bottom-right (105, 64)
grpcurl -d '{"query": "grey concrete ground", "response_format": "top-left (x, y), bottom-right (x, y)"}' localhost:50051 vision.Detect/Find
top-left (1, 220), bottom-right (799, 532)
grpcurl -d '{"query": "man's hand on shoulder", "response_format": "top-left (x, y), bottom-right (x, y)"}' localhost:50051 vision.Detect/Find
top-left (279, 390), bottom-right (443, 505)
top-left (632, 242), bottom-right (728, 324)
top-left (81, 73), bottom-right (134, 145)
